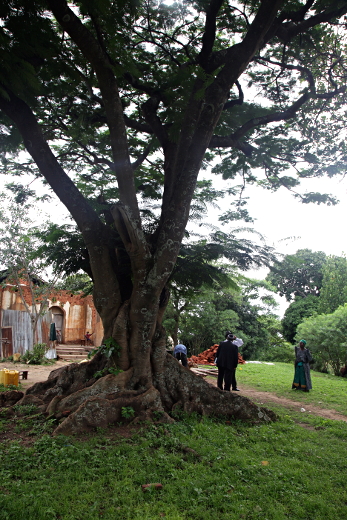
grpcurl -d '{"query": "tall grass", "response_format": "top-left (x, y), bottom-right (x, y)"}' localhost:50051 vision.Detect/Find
top-left (1, 363), bottom-right (347, 519)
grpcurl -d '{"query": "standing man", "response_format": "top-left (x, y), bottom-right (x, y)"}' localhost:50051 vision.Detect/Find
top-left (173, 343), bottom-right (188, 367)
top-left (216, 331), bottom-right (243, 391)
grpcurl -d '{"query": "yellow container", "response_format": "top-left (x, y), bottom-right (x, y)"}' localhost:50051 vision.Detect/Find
top-left (0, 369), bottom-right (6, 385)
top-left (4, 370), bottom-right (19, 387)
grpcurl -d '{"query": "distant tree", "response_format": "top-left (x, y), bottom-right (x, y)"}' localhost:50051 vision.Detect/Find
top-left (177, 293), bottom-right (240, 356)
top-left (0, 200), bottom-right (58, 348)
top-left (267, 249), bottom-right (327, 301)
top-left (256, 315), bottom-right (293, 363)
top-left (318, 256), bottom-right (347, 315)
top-left (281, 295), bottom-right (320, 343)
top-left (212, 278), bottom-right (280, 359)
top-left (296, 305), bottom-right (347, 376)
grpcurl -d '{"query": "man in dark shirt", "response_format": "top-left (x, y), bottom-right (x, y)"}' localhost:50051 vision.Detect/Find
top-left (216, 332), bottom-right (243, 391)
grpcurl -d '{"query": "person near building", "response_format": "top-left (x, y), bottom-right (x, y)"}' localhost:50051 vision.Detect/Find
top-left (215, 331), bottom-right (243, 391)
top-left (85, 331), bottom-right (94, 345)
top-left (173, 343), bottom-right (188, 367)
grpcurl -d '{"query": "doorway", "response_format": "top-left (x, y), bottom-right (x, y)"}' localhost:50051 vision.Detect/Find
top-left (1, 327), bottom-right (13, 358)
top-left (49, 307), bottom-right (64, 343)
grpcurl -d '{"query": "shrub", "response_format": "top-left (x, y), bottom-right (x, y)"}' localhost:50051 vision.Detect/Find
top-left (257, 342), bottom-right (294, 363)
top-left (296, 304), bottom-right (347, 375)
top-left (21, 343), bottom-right (49, 365)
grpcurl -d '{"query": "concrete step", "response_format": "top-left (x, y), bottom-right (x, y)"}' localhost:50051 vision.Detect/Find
top-left (56, 345), bottom-right (89, 361)
top-left (56, 348), bottom-right (86, 354)
top-left (57, 354), bottom-right (88, 361)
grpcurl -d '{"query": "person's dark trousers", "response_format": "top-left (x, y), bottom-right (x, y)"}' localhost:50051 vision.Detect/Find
top-left (175, 352), bottom-right (188, 367)
top-left (218, 367), bottom-right (237, 391)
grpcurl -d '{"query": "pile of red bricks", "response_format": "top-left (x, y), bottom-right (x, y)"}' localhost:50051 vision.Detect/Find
top-left (189, 344), bottom-right (246, 365)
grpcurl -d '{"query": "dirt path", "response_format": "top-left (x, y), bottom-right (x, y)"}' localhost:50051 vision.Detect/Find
top-left (3, 362), bottom-right (347, 422)
top-left (204, 374), bottom-right (347, 423)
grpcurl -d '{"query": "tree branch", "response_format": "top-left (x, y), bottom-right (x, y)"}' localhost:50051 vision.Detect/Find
top-left (275, 4), bottom-right (347, 43)
top-left (231, 92), bottom-right (310, 141)
top-left (223, 81), bottom-right (244, 110)
top-left (0, 91), bottom-right (103, 234)
top-left (208, 136), bottom-right (256, 156)
top-left (198, 0), bottom-right (225, 69)
top-left (47, 0), bottom-right (140, 221)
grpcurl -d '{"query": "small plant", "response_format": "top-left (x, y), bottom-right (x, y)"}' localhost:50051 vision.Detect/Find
top-left (121, 406), bottom-right (135, 419)
top-left (0, 383), bottom-right (22, 392)
top-left (108, 367), bottom-right (123, 376)
top-left (88, 337), bottom-right (121, 359)
top-left (21, 343), bottom-right (49, 365)
top-left (93, 366), bottom-right (123, 379)
top-left (13, 404), bottom-right (38, 416)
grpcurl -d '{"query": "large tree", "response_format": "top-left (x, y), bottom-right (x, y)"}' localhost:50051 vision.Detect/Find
top-left (266, 249), bottom-right (327, 301)
top-left (1, 0), bottom-right (347, 433)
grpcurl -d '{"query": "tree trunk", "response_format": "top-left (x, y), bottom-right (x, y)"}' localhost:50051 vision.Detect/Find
top-left (19, 271), bottom-right (276, 435)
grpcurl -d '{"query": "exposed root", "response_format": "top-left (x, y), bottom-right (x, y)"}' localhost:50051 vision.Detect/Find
top-left (9, 353), bottom-right (276, 435)
top-left (53, 385), bottom-right (172, 436)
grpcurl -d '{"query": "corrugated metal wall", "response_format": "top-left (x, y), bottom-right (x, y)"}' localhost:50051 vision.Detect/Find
top-left (0, 309), bottom-right (51, 354)
top-left (1, 309), bottom-right (32, 354)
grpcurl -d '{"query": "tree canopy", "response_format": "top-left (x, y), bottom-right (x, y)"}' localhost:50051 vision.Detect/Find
top-left (318, 255), bottom-right (347, 314)
top-left (1, 0), bottom-right (347, 433)
top-left (266, 249), bottom-right (327, 301)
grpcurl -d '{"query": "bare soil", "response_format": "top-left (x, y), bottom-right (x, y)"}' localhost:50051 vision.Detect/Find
top-left (2, 360), bottom-right (78, 391)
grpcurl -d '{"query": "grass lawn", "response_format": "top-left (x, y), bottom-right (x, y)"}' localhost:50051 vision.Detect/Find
top-left (1, 363), bottom-right (347, 520)
top-left (236, 362), bottom-right (347, 416)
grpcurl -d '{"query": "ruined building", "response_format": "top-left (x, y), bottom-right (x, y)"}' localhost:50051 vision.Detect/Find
top-left (0, 278), bottom-right (103, 358)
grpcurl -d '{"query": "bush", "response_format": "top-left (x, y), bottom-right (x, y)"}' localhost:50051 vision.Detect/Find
top-left (21, 343), bottom-right (49, 365)
top-left (257, 342), bottom-right (294, 363)
top-left (296, 304), bottom-right (347, 376)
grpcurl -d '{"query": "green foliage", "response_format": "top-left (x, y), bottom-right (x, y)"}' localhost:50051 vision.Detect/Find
top-left (12, 403), bottom-right (38, 416)
top-left (0, 383), bottom-right (21, 392)
top-left (282, 295), bottom-right (320, 343)
top-left (21, 343), bottom-right (49, 365)
top-left (267, 249), bottom-right (327, 301)
top-left (178, 296), bottom-right (240, 355)
top-left (318, 255), bottom-right (347, 314)
top-left (257, 341), bottom-right (294, 364)
top-left (93, 366), bottom-right (123, 379)
top-left (171, 277), bottom-right (280, 359)
top-left (88, 337), bottom-right (121, 359)
top-left (121, 406), bottom-right (135, 419)
top-left (296, 304), bottom-right (347, 376)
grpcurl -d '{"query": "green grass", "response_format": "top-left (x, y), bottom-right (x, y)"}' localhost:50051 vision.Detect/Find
top-left (1, 415), bottom-right (347, 520)
top-left (1, 364), bottom-right (347, 519)
top-left (236, 361), bottom-right (347, 416)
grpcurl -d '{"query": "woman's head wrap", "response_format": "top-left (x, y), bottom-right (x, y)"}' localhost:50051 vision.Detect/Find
top-left (300, 339), bottom-right (306, 345)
